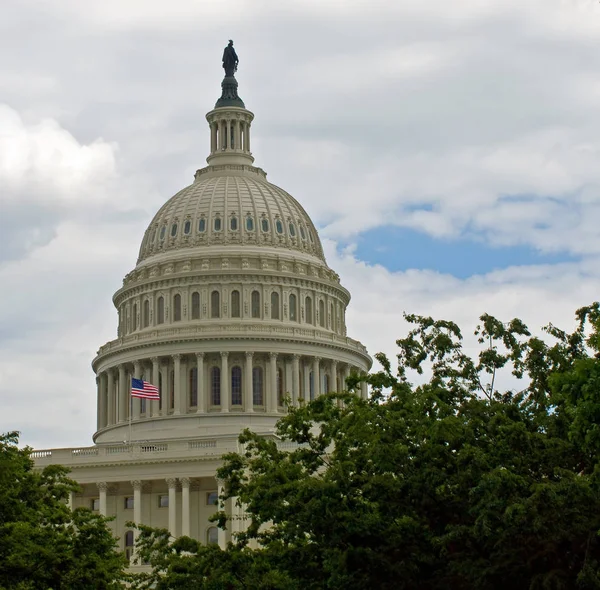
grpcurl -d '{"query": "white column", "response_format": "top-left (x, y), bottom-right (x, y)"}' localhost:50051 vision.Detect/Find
top-left (132, 361), bottom-right (141, 420)
top-left (96, 376), bottom-right (102, 430)
top-left (303, 360), bottom-right (310, 402)
top-left (245, 122), bottom-right (251, 152)
top-left (217, 479), bottom-right (227, 549)
top-left (226, 120), bottom-right (231, 150)
top-left (151, 357), bottom-right (160, 417)
top-left (181, 477), bottom-right (190, 537)
top-left (67, 491), bottom-right (75, 511)
top-left (160, 361), bottom-right (169, 416)
top-left (132, 480), bottom-right (142, 526)
top-left (179, 356), bottom-right (188, 414)
top-left (167, 478), bottom-right (177, 537)
top-left (118, 365), bottom-right (127, 423)
top-left (196, 353), bottom-right (205, 414)
top-left (211, 122), bottom-right (217, 153)
top-left (343, 365), bottom-right (351, 391)
top-left (284, 358), bottom-right (293, 410)
top-left (235, 119), bottom-right (241, 150)
top-left (244, 352), bottom-right (254, 412)
top-left (173, 354), bottom-right (181, 414)
top-left (220, 352), bottom-right (230, 412)
top-left (292, 355), bottom-right (300, 407)
top-left (107, 369), bottom-right (115, 425)
top-left (361, 379), bottom-right (368, 400)
top-left (331, 360), bottom-right (338, 393)
top-left (97, 482), bottom-right (108, 517)
top-left (268, 353), bottom-right (277, 412)
top-left (313, 357), bottom-right (321, 399)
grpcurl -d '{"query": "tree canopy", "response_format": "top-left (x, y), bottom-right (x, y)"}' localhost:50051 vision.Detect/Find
top-left (0, 432), bottom-right (127, 590)
top-left (133, 303), bottom-right (600, 590)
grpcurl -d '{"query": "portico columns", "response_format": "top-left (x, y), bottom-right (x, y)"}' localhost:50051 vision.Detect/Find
top-left (181, 477), bottom-right (191, 537)
top-left (220, 352), bottom-right (230, 412)
top-left (173, 354), bottom-right (181, 414)
top-left (244, 352), bottom-right (254, 412)
top-left (151, 357), bottom-right (160, 417)
top-left (167, 478), bottom-right (177, 537)
top-left (97, 482), bottom-right (108, 517)
top-left (196, 353), bottom-right (205, 413)
top-left (118, 365), bottom-right (127, 423)
top-left (268, 352), bottom-right (277, 412)
top-left (292, 355), bottom-right (300, 406)
top-left (313, 357), bottom-right (321, 398)
top-left (132, 361), bottom-right (141, 420)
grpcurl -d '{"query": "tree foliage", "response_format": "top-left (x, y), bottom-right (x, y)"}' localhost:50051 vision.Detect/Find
top-left (133, 303), bottom-right (600, 589)
top-left (0, 432), bottom-right (127, 590)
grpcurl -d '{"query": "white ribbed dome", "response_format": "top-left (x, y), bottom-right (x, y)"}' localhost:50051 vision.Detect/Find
top-left (138, 165), bottom-right (325, 265)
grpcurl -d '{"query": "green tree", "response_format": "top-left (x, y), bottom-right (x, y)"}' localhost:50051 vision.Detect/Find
top-left (0, 432), bottom-right (127, 590)
top-left (133, 304), bottom-right (600, 590)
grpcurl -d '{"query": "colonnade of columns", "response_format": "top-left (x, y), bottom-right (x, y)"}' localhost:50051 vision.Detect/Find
top-left (209, 118), bottom-right (250, 154)
top-left (96, 352), bottom-right (368, 431)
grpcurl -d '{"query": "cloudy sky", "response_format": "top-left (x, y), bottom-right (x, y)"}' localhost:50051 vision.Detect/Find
top-left (2, 0), bottom-right (600, 449)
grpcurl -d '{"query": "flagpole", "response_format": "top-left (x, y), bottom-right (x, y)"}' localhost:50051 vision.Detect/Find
top-left (128, 391), bottom-right (132, 446)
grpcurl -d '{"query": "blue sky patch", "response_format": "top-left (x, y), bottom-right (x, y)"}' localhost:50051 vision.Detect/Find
top-left (351, 226), bottom-right (577, 279)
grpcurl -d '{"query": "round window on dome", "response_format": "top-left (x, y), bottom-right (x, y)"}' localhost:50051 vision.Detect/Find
top-left (183, 220), bottom-right (191, 235)
top-left (230, 217), bottom-right (238, 231)
top-left (246, 217), bottom-right (254, 231)
top-left (275, 220), bottom-right (283, 234)
top-left (289, 223), bottom-right (296, 237)
top-left (170, 223), bottom-right (178, 238)
top-left (261, 219), bottom-right (269, 232)
top-left (198, 218), bottom-right (206, 233)
top-left (214, 217), bottom-right (222, 232)
top-left (160, 226), bottom-right (166, 241)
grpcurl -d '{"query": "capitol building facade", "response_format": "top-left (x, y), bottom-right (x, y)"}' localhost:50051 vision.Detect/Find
top-left (33, 58), bottom-right (371, 559)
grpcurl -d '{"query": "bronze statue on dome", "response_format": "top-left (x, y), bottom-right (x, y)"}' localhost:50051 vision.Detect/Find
top-left (222, 40), bottom-right (239, 77)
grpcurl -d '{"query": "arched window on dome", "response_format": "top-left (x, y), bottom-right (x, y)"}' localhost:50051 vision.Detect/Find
top-left (289, 293), bottom-right (297, 322)
top-left (275, 219), bottom-right (283, 234)
top-left (289, 222), bottom-right (296, 237)
top-left (251, 291), bottom-right (260, 318)
top-left (277, 368), bottom-right (284, 406)
top-left (132, 303), bottom-right (138, 331)
top-left (230, 216), bottom-right (238, 231)
top-left (173, 294), bottom-right (181, 322)
top-left (191, 292), bottom-right (200, 320)
top-left (160, 225), bottom-right (167, 241)
top-left (157, 296), bottom-right (165, 325)
top-left (143, 300), bottom-right (150, 328)
top-left (207, 527), bottom-right (218, 545)
top-left (305, 296), bottom-right (313, 325)
top-left (252, 367), bottom-right (264, 406)
top-left (231, 366), bottom-right (242, 406)
top-left (183, 220), bottom-right (191, 235)
top-left (246, 216), bottom-right (254, 231)
top-left (319, 300), bottom-right (325, 328)
top-left (214, 217), bottom-right (222, 232)
top-left (170, 223), bottom-right (178, 238)
top-left (198, 217), bottom-right (206, 233)
top-left (189, 367), bottom-right (198, 407)
top-left (211, 291), bottom-right (220, 318)
top-left (231, 290), bottom-right (241, 318)
top-left (211, 367), bottom-right (221, 406)
top-left (299, 225), bottom-right (306, 240)
top-left (261, 218), bottom-right (269, 233)
top-left (271, 292), bottom-right (280, 320)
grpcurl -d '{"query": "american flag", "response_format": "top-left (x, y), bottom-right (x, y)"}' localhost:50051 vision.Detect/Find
top-left (131, 378), bottom-right (160, 400)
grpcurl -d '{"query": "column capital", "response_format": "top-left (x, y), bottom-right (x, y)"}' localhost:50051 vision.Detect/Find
top-left (133, 360), bottom-right (141, 369)
top-left (180, 477), bottom-right (191, 488)
top-left (220, 351), bottom-right (229, 359)
top-left (150, 356), bottom-right (159, 363)
top-left (131, 480), bottom-right (143, 491)
top-left (245, 351), bottom-right (254, 359)
top-left (292, 354), bottom-right (300, 361)
top-left (269, 352), bottom-right (278, 360)
top-left (172, 354), bottom-right (182, 361)
top-left (166, 478), bottom-right (178, 489)
top-left (196, 352), bottom-right (205, 360)
top-left (97, 481), bottom-right (108, 492)
top-left (313, 356), bottom-right (322, 363)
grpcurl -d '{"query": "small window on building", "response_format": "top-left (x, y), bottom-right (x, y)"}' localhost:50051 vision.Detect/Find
top-left (305, 296), bottom-right (313, 325)
top-left (231, 366), bottom-right (242, 405)
top-left (184, 220), bottom-right (191, 235)
top-left (207, 491), bottom-right (219, 505)
top-left (230, 217), bottom-right (238, 231)
top-left (158, 495), bottom-right (169, 508)
top-left (199, 217), bottom-right (206, 233)
top-left (319, 300), bottom-right (325, 327)
top-left (271, 292), bottom-right (280, 320)
top-left (157, 296), bottom-right (165, 324)
top-left (214, 217), bottom-right (222, 232)
top-left (143, 300), bottom-right (150, 328)
top-left (289, 223), bottom-right (296, 237)
top-left (173, 294), bottom-right (182, 322)
top-left (207, 526), bottom-right (219, 545)
top-left (170, 223), bottom-right (178, 237)
top-left (277, 368), bottom-right (284, 406)
top-left (125, 530), bottom-right (134, 560)
top-left (160, 226), bottom-right (167, 241)
top-left (211, 290), bottom-right (220, 318)
top-left (189, 367), bottom-right (198, 407)
top-left (211, 366), bottom-right (221, 406)
top-left (124, 496), bottom-right (134, 510)
top-left (246, 216), bottom-right (254, 231)
top-left (253, 367), bottom-right (264, 405)
top-left (231, 290), bottom-right (241, 318)
top-left (275, 220), bottom-right (283, 234)
top-left (251, 290), bottom-right (260, 318)
top-left (192, 292), bottom-right (200, 319)
top-left (132, 303), bottom-right (138, 331)
top-left (261, 218), bottom-right (269, 232)
top-left (299, 225), bottom-right (306, 240)
top-left (289, 293), bottom-right (297, 321)
top-left (91, 498), bottom-right (100, 511)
